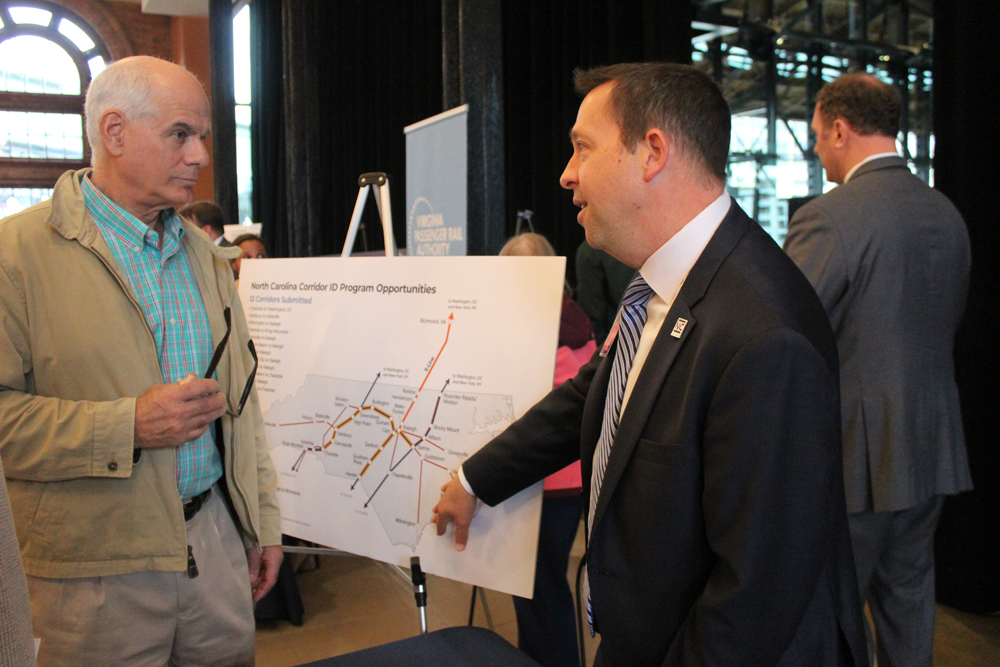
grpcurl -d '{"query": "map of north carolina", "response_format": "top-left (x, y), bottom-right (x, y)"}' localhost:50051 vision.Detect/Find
top-left (265, 374), bottom-right (514, 549)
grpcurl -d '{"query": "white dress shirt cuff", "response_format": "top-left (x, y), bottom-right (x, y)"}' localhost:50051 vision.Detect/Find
top-left (457, 465), bottom-right (476, 497)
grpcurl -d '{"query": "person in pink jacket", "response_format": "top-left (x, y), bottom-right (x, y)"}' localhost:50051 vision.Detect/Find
top-left (500, 233), bottom-right (596, 667)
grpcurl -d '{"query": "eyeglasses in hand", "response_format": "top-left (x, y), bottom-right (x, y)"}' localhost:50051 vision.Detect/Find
top-left (204, 307), bottom-right (258, 418)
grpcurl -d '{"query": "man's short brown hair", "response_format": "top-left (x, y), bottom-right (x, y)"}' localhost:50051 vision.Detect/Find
top-left (178, 200), bottom-right (225, 235)
top-left (573, 62), bottom-right (731, 183)
top-left (816, 73), bottom-right (901, 137)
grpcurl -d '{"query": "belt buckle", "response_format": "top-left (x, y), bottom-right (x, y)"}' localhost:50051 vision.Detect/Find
top-left (183, 488), bottom-right (211, 521)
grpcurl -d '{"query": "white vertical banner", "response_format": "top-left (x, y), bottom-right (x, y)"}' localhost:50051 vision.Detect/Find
top-left (405, 105), bottom-right (468, 256)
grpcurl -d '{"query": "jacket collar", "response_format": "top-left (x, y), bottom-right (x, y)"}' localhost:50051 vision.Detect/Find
top-left (46, 169), bottom-right (241, 262)
top-left (45, 169), bottom-right (101, 247)
top-left (847, 154), bottom-right (907, 182)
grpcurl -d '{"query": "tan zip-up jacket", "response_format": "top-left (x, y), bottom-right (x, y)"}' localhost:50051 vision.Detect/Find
top-left (0, 170), bottom-right (281, 578)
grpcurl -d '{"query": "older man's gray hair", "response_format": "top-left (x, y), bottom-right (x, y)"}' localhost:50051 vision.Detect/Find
top-left (84, 57), bottom-right (193, 165)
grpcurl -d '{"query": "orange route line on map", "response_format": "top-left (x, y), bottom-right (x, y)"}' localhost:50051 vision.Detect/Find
top-left (321, 423), bottom-right (336, 449)
top-left (389, 434), bottom-right (399, 469)
top-left (403, 429), bottom-right (443, 451)
top-left (356, 430), bottom-right (397, 479)
top-left (279, 315), bottom-right (459, 519)
top-left (401, 317), bottom-right (453, 424)
top-left (368, 406), bottom-right (393, 421)
top-left (282, 403), bottom-right (398, 465)
top-left (336, 408), bottom-right (360, 428)
top-left (402, 431), bottom-right (425, 449)
top-left (417, 462), bottom-right (423, 523)
top-left (419, 319), bottom-right (452, 393)
top-left (399, 431), bottom-right (433, 460)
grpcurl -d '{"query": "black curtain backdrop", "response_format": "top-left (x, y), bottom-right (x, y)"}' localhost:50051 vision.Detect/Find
top-left (250, 0), bottom-right (285, 257)
top-left (933, 1), bottom-right (1000, 614)
top-left (209, 0), bottom-right (239, 231)
top-left (252, 0), bottom-right (443, 258)
top-left (501, 0), bottom-right (692, 282)
top-left (253, 0), bottom-right (692, 262)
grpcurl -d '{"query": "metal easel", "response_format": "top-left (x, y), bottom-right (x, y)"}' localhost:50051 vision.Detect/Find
top-left (280, 172), bottom-right (434, 631)
top-left (342, 172), bottom-right (398, 257)
top-left (514, 209), bottom-right (535, 236)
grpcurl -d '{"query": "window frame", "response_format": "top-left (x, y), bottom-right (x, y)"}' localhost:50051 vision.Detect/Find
top-left (0, 0), bottom-right (111, 187)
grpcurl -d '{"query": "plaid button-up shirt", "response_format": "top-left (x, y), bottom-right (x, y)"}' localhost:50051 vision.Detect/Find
top-left (82, 174), bottom-right (223, 500)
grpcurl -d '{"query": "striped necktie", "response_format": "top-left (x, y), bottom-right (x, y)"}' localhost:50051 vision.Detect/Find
top-left (587, 274), bottom-right (654, 634)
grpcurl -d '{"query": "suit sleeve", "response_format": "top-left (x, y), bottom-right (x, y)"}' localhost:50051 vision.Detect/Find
top-left (784, 205), bottom-right (849, 327)
top-left (666, 328), bottom-right (842, 666)
top-left (464, 352), bottom-right (600, 506)
top-left (0, 254), bottom-right (135, 482)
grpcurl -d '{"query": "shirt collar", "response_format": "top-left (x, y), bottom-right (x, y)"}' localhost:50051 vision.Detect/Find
top-left (639, 191), bottom-right (731, 304)
top-left (843, 151), bottom-right (899, 183)
top-left (81, 172), bottom-right (185, 254)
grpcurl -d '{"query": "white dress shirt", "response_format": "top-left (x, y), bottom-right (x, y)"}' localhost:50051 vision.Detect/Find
top-left (843, 151), bottom-right (899, 184)
top-left (458, 192), bottom-right (732, 497)
top-left (618, 191), bottom-right (730, 414)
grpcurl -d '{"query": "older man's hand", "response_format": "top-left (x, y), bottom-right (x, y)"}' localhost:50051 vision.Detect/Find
top-left (431, 476), bottom-right (478, 551)
top-left (247, 545), bottom-right (284, 603)
top-left (135, 373), bottom-right (227, 449)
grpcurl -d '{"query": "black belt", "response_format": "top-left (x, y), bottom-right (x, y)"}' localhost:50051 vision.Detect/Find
top-left (182, 487), bottom-right (212, 521)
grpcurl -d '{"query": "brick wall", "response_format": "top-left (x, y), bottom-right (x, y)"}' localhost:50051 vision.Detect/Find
top-left (99, 0), bottom-right (173, 60)
top-left (43, 1), bottom-right (215, 198)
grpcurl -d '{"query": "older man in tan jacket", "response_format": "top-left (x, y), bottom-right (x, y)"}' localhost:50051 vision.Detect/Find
top-left (0, 56), bottom-right (280, 667)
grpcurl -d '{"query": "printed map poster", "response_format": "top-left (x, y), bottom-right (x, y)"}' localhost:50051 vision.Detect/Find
top-left (237, 256), bottom-right (566, 597)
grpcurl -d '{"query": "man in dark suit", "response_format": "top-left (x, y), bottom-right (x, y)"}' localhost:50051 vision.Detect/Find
top-left (784, 74), bottom-right (972, 667)
top-left (434, 63), bottom-right (866, 667)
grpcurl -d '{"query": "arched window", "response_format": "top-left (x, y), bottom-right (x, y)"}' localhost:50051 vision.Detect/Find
top-left (0, 0), bottom-right (110, 217)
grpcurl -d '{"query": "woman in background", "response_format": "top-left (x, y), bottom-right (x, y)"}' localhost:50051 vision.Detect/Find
top-left (500, 233), bottom-right (595, 667)
top-left (231, 233), bottom-right (268, 281)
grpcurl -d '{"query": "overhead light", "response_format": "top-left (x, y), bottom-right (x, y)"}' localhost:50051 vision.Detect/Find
top-left (776, 37), bottom-right (785, 46)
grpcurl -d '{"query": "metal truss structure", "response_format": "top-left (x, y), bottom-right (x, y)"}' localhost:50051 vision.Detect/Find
top-left (691, 0), bottom-right (933, 238)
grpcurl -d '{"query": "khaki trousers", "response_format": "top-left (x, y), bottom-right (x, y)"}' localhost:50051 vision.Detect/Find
top-left (28, 487), bottom-right (255, 667)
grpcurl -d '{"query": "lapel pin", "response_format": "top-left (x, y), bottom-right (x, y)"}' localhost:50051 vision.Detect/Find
top-left (670, 318), bottom-right (688, 338)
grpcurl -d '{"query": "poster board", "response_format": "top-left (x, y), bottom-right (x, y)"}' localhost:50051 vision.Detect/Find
top-left (238, 255), bottom-right (565, 597)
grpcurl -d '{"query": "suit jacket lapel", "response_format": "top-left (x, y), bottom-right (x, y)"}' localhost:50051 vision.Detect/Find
top-left (590, 300), bottom-right (697, 532)
top-left (588, 202), bottom-right (754, 536)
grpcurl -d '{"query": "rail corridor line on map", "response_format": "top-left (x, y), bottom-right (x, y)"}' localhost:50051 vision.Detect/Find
top-left (279, 313), bottom-right (457, 522)
top-left (238, 254), bottom-right (562, 596)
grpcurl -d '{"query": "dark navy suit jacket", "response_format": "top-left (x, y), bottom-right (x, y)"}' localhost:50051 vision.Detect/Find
top-left (465, 203), bottom-right (867, 667)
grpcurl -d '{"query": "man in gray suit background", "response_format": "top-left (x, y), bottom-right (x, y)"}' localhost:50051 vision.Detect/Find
top-left (784, 73), bottom-right (972, 667)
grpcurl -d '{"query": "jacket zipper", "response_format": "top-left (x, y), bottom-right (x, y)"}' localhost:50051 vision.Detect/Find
top-left (211, 259), bottom-right (260, 550)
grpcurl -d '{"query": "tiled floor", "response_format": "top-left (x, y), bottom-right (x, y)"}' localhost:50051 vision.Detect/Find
top-left (256, 524), bottom-right (1000, 666)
